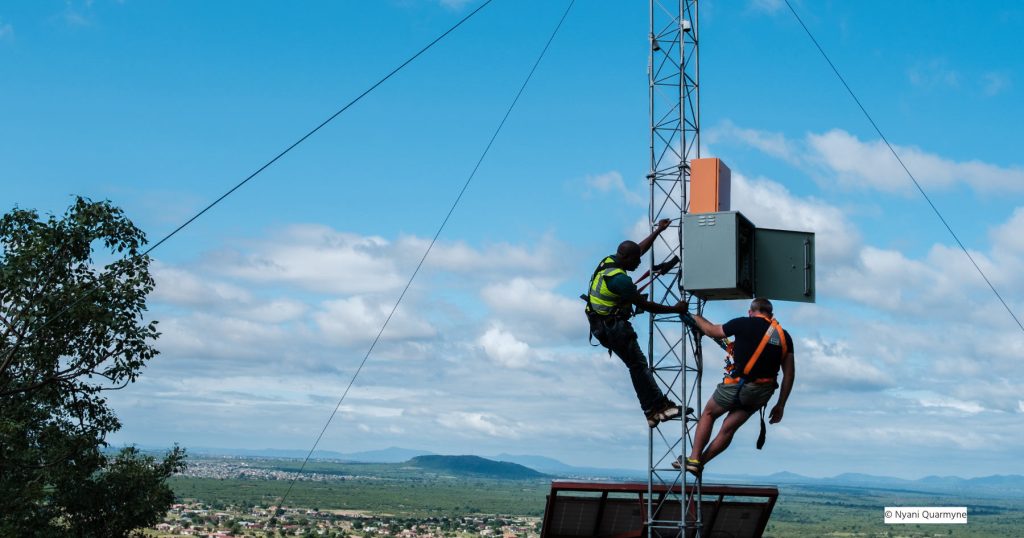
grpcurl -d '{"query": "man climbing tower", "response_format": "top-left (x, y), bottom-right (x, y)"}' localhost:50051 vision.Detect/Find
top-left (586, 218), bottom-right (690, 428)
top-left (674, 297), bottom-right (795, 475)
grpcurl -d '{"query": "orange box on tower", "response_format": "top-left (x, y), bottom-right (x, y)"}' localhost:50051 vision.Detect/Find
top-left (690, 157), bottom-right (731, 213)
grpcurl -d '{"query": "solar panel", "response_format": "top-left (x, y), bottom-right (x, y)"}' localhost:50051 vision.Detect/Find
top-left (540, 481), bottom-right (778, 538)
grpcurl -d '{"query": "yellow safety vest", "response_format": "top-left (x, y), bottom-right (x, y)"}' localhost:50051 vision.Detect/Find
top-left (586, 256), bottom-right (629, 317)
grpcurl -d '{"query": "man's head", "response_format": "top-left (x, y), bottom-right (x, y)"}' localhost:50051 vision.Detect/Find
top-left (749, 297), bottom-right (773, 317)
top-left (616, 240), bottom-right (642, 271)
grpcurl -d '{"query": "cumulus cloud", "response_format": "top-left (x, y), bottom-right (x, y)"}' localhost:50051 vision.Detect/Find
top-left (707, 120), bottom-right (800, 165)
top-left (731, 172), bottom-right (861, 264)
top-left (437, 412), bottom-right (522, 439)
top-left (915, 394), bottom-right (985, 415)
top-left (797, 338), bottom-right (891, 391)
top-left (152, 262), bottom-right (252, 306)
top-left (477, 324), bottom-right (532, 368)
top-left (821, 237), bottom-right (1018, 318)
top-left (990, 207), bottom-right (1024, 253)
top-left (156, 313), bottom-right (295, 361)
top-left (313, 296), bottom-right (436, 346)
top-left (117, 213), bottom-right (1024, 476)
top-left (480, 278), bottom-right (587, 343)
top-left (584, 171), bottom-right (645, 205)
top-left (394, 234), bottom-right (564, 276)
top-left (213, 225), bottom-right (405, 295)
top-left (712, 122), bottom-right (1024, 195)
top-left (807, 129), bottom-right (1024, 194)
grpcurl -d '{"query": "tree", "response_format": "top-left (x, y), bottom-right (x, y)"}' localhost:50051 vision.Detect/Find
top-left (0, 198), bottom-right (185, 537)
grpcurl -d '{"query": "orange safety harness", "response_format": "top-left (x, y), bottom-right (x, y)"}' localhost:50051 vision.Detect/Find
top-left (723, 313), bottom-right (787, 450)
top-left (723, 314), bottom-right (787, 386)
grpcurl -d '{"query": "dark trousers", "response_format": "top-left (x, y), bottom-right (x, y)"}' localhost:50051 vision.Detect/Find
top-left (589, 315), bottom-right (666, 413)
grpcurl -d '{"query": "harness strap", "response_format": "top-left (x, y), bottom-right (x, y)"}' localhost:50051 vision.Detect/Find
top-left (722, 377), bottom-right (774, 385)
top-left (756, 407), bottom-right (767, 450)
top-left (740, 314), bottom-right (785, 377)
top-left (728, 315), bottom-right (787, 451)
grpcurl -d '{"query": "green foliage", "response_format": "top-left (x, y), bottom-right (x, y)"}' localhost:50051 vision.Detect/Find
top-left (764, 485), bottom-right (1024, 537)
top-left (0, 198), bottom-right (184, 537)
top-left (169, 473), bottom-right (551, 517)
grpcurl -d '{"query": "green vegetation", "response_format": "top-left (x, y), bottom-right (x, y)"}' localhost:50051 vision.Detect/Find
top-left (169, 458), bottom-right (1024, 536)
top-left (765, 485), bottom-right (1024, 537)
top-left (169, 475), bottom-right (551, 517)
top-left (407, 455), bottom-right (549, 479)
top-left (0, 199), bottom-right (184, 538)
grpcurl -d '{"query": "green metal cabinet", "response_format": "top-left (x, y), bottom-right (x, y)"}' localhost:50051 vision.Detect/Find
top-left (753, 228), bottom-right (815, 303)
top-left (682, 211), bottom-right (815, 303)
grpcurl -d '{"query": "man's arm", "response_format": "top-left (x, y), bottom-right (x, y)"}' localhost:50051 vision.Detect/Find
top-left (769, 351), bottom-right (795, 424)
top-left (636, 218), bottom-right (671, 256)
top-left (691, 313), bottom-right (726, 339)
top-left (629, 296), bottom-right (686, 315)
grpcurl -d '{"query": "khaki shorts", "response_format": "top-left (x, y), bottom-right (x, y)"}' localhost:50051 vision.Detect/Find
top-left (712, 381), bottom-right (775, 412)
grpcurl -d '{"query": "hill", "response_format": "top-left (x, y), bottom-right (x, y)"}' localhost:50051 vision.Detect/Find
top-left (405, 455), bottom-right (549, 480)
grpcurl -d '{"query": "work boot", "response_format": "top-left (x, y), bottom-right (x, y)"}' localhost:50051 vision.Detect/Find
top-left (646, 400), bottom-right (692, 427)
top-left (671, 457), bottom-right (703, 476)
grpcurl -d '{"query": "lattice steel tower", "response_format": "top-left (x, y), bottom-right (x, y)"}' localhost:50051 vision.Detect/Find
top-left (647, 0), bottom-right (703, 537)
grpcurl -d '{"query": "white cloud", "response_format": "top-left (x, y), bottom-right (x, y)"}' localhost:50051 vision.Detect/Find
top-left (707, 120), bottom-right (800, 165)
top-left (157, 313), bottom-right (294, 360)
top-left (797, 338), bottom-right (891, 391)
top-left (152, 263), bottom-right (252, 306)
top-left (807, 129), bottom-right (1024, 194)
top-left (915, 393), bottom-right (985, 415)
top-left (436, 412), bottom-right (522, 439)
top-left (731, 172), bottom-right (861, 264)
top-left (991, 207), bottom-right (1024, 253)
top-left (240, 299), bottom-right (309, 324)
top-left (117, 215), bottom-right (1024, 477)
top-left (477, 324), bottom-right (531, 368)
top-left (215, 225), bottom-right (405, 294)
top-left (713, 123), bottom-right (1024, 195)
top-left (313, 296), bottom-right (436, 346)
top-left (480, 278), bottom-right (587, 343)
top-left (394, 235), bottom-right (563, 276)
top-left (338, 404), bottom-right (405, 419)
top-left (584, 171), bottom-right (644, 205)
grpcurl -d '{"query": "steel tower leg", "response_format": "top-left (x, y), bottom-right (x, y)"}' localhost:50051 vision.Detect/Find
top-left (647, 1), bottom-right (701, 537)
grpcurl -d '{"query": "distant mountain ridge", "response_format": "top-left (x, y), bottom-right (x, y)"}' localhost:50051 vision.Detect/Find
top-left (493, 453), bottom-right (642, 479)
top-left (157, 445), bottom-right (1024, 497)
top-left (406, 455), bottom-right (549, 479)
top-left (710, 470), bottom-right (1024, 498)
top-left (182, 445), bottom-right (435, 462)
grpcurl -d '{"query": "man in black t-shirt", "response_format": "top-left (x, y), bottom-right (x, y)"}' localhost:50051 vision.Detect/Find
top-left (673, 298), bottom-right (795, 475)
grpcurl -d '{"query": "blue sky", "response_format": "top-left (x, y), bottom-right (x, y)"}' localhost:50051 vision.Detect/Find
top-left (3, 0), bottom-right (1023, 479)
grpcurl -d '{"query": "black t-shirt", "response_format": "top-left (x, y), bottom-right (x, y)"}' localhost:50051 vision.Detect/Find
top-left (722, 316), bottom-right (793, 380)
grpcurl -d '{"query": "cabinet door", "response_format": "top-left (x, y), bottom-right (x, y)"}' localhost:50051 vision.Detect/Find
top-left (753, 228), bottom-right (815, 303)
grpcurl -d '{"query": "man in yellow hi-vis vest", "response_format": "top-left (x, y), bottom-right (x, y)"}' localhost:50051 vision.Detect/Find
top-left (586, 219), bottom-right (690, 428)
